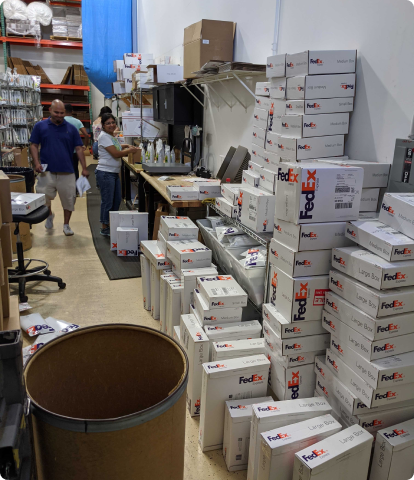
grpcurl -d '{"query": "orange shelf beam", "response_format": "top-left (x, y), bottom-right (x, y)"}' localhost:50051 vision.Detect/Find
top-left (40, 84), bottom-right (90, 91)
top-left (41, 102), bottom-right (89, 107)
top-left (0, 37), bottom-right (82, 50)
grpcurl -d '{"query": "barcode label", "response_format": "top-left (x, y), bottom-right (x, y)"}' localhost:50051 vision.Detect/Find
top-left (249, 215), bottom-right (256, 222)
top-left (335, 186), bottom-right (350, 193)
top-left (335, 202), bottom-right (353, 209)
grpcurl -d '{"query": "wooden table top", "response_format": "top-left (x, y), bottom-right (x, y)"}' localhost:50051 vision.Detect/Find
top-left (122, 158), bottom-right (143, 173)
top-left (140, 171), bottom-right (205, 208)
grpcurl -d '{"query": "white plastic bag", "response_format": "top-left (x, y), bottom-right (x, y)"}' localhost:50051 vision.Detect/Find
top-left (239, 252), bottom-right (266, 268)
top-left (26, 2), bottom-right (52, 25)
top-left (20, 313), bottom-right (55, 336)
top-left (216, 226), bottom-right (244, 243)
top-left (3, 0), bottom-right (27, 20)
top-left (240, 247), bottom-right (267, 257)
top-left (76, 176), bottom-right (91, 197)
top-left (226, 235), bottom-right (261, 247)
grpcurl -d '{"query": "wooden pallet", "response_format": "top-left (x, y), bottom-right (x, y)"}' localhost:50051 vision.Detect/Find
top-left (50, 36), bottom-right (82, 42)
top-left (5, 33), bottom-right (37, 38)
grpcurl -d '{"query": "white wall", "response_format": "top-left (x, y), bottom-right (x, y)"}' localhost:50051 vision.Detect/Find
top-left (141, 0), bottom-right (414, 173)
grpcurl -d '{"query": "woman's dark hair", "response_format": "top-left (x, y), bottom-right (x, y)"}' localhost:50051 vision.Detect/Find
top-left (101, 113), bottom-right (116, 132)
top-left (99, 106), bottom-right (112, 118)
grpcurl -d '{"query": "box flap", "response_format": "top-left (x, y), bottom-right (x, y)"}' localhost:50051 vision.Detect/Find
top-left (184, 20), bottom-right (202, 45)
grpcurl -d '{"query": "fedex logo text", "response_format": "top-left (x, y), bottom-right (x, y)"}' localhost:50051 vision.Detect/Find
top-left (323, 316), bottom-right (335, 331)
top-left (212, 301), bottom-right (225, 307)
top-left (326, 355), bottom-right (338, 371)
top-left (295, 259), bottom-right (311, 266)
top-left (330, 277), bottom-right (343, 290)
top-left (285, 326), bottom-right (301, 334)
top-left (310, 58), bottom-right (323, 65)
top-left (301, 231), bottom-right (317, 238)
top-left (278, 167), bottom-right (299, 183)
top-left (362, 419), bottom-right (383, 428)
top-left (307, 102), bottom-right (321, 109)
top-left (381, 300), bottom-right (403, 310)
top-left (333, 255), bottom-right (346, 266)
top-left (288, 371), bottom-right (300, 399)
top-left (326, 299), bottom-right (338, 312)
top-left (381, 372), bottom-right (403, 381)
top-left (239, 374), bottom-right (263, 384)
top-left (331, 339), bottom-right (344, 354)
top-left (229, 405), bottom-right (247, 410)
top-left (341, 84), bottom-right (354, 90)
top-left (302, 449), bottom-right (327, 462)
top-left (285, 343), bottom-right (301, 350)
top-left (375, 391), bottom-right (397, 400)
top-left (257, 406), bottom-right (279, 412)
top-left (294, 282), bottom-right (308, 321)
top-left (394, 248), bottom-right (412, 255)
top-left (381, 203), bottom-right (395, 215)
top-left (207, 364), bottom-right (225, 369)
top-left (289, 355), bottom-right (305, 363)
top-left (304, 122), bottom-right (317, 128)
top-left (217, 344), bottom-right (233, 348)
top-left (377, 323), bottom-right (398, 333)
top-left (268, 433), bottom-right (290, 441)
top-left (384, 272), bottom-right (406, 281)
top-left (299, 170), bottom-right (317, 220)
top-left (347, 228), bottom-right (356, 238)
top-left (373, 343), bottom-right (394, 353)
top-left (384, 429), bottom-right (407, 439)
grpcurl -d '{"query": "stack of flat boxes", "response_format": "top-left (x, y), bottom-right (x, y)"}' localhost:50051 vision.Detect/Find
top-left (265, 161), bottom-right (364, 405)
top-left (315, 190), bottom-right (414, 437)
top-left (265, 50), bottom-right (356, 164)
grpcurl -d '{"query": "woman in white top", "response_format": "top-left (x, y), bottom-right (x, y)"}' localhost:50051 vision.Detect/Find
top-left (95, 113), bottom-right (139, 236)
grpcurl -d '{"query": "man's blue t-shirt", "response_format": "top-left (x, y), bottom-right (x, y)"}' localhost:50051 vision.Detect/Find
top-left (30, 118), bottom-right (83, 173)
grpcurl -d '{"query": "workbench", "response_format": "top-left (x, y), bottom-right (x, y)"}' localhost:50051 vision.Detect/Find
top-left (138, 171), bottom-right (205, 236)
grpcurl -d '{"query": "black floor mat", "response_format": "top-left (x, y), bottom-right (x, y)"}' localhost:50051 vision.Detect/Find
top-left (86, 164), bottom-right (141, 280)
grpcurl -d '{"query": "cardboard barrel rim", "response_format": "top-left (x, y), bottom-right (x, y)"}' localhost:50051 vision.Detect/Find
top-left (24, 324), bottom-right (189, 433)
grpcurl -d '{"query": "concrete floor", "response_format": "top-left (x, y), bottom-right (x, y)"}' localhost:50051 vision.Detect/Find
top-left (17, 169), bottom-right (247, 480)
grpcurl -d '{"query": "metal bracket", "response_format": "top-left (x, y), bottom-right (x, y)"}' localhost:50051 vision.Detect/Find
top-left (181, 84), bottom-right (205, 108)
top-left (207, 83), bottom-right (233, 110)
top-left (232, 72), bottom-right (256, 98)
top-left (218, 79), bottom-right (248, 112)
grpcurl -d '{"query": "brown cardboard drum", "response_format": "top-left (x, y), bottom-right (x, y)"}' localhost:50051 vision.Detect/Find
top-left (25, 324), bottom-right (188, 480)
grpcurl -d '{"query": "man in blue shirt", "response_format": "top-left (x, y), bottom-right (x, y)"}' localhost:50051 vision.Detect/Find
top-left (30, 99), bottom-right (89, 236)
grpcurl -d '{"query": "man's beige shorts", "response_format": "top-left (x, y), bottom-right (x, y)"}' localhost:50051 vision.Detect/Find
top-left (36, 172), bottom-right (76, 211)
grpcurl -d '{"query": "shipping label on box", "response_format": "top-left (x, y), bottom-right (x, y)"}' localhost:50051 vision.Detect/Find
top-left (199, 355), bottom-right (270, 452)
top-left (223, 396), bottom-right (273, 472)
top-left (273, 268), bottom-right (329, 322)
top-left (332, 246), bottom-right (414, 289)
top-left (269, 77), bottom-right (287, 100)
top-left (273, 219), bottom-right (352, 252)
top-left (325, 290), bottom-right (414, 341)
top-left (379, 193), bottom-right (414, 239)
top-left (253, 107), bottom-right (269, 130)
top-left (266, 53), bottom-right (286, 78)
top-left (292, 426), bottom-right (373, 480)
top-left (252, 126), bottom-right (267, 149)
top-left (276, 163), bottom-right (362, 223)
top-left (346, 220), bottom-right (414, 261)
top-left (286, 50), bottom-right (357, 77)
top-left (281, 113), bottom-right (350, 138)
top-left (328, 268), bottom-right (414, 317)
top-left (180, 314), bottom-right (209, 416)
top-left (248, 397), bottom-right (332, 480)
top-left (269, 238), bottom-right (332, 277)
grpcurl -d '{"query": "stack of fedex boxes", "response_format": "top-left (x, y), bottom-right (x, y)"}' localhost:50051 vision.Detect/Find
top-left (112, 53), bottom-right (154, 94)
top-left (109, 211), bottom-right (148, 257)
top-left (315, 190), bottom-right (414, 440)
top-left (264, 162), bottom-right (364, 406)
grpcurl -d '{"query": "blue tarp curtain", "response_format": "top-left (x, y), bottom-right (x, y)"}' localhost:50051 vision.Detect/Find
top-left (82, 0), bottom-right (133, 98)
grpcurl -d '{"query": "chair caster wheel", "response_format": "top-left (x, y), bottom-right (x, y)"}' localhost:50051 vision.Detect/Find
top-left (20, 295), bottom-right (28, 303)
top-left (58, 282), bottom-right (66, 290)
top-left (44, 269), bottom-right (51, 275)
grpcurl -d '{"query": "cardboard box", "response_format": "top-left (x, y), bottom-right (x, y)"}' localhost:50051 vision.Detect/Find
top-left (183, 20), bottom-right (234, 79)
top-left (247, 397), bottom-right (332, 480)
top-left (325, 348), bottom-right (414, 408)
top-left (265, 337), bottom-right (325, 368)
top-left (127, 148), bottom-right (141, 165)
top-left (180, 266), bottom-right (218, 314)
top-left (166, 282), bottom-right (184, 336)
top-left (223, 396), bottom-right (273, 472)
top-left (221, 183), bottom-right (244, 205)
top-left (166, 240), bottom-right (212, 270)
top-left (286, 50), bottom-right (357, 77)
top-left (328, 268), bottom-right (414, 318)
top-left (239, 188), bottom-right (276, 233)
top-left (199, 355), bottom-right (269, 452)
top-left (180, 314), bottom-right (209, 416)
top-left (0, 224), bottom-right (13, 267)
top-left (325, 310), bottom-right (414, 361)
top-left (118, 211), bottom-right (148, 246)
top-left (276, 163), bottom-right (363, 223)
top-left (259, 169), bottom-right (276, 194)
top-left (269, 358), bottom-right (317, 401)
top-left (255, 82), bottom-right (270, 96)
top-left (370, 418), bottom-right (414, 480)
top-left (281, 113), bottom-right (349, 138)
top-left (157, 230), bottom-right (167, 257)
top-left (285, 98), bottom-right (354, 115)
top-left (273, 219), bottom-right (352, 252)
top-left (263, 303), bottom-right (326, 337)
top-left (2, 295), bottom-right (19, 332)
top-left (113, 59), bottom-right (124, 72)
top-left (318, 159), bottom-right (390, 188)
top-left (10, 192), bottom-right (45, 215)
top-left (292, 426), bottom-right (373, 480)
top-left (251, 146), bottom-right (266, 166)
top-left (140, 240), bottom-right (171, 270)
top-left (325, 290), bottom-right (414, 341)
top-left (263, 150), bottom-right (280, 173)
top-left (193, 289), bottom-right (242, 325)
top-left (204, 320), bottom-right (262, 347)
top-left (271, 328), bottom-right (330, 356)
top-left (265, 131), bottom-right (280, 154)
top-left (195, 180), bottom-right (222, 200)
top-left (123, 53), bottom-right (154, 64)
top-left (346, 220), bottom-right (414, 261)
top-left (255, 96), bottom-right (273, 111)
top-left (160, 216), bottom-right (198, 240)
top-left (117, 227), bottom-right (139, 256)
top-left (277, 135), bottom-right (345, 161)
top-left (379, 193), bottom-right (414, 239)
top-left (112, 81), bottom-right (125, 94)
top-left (242, 170), bottom-right (260, 188)
top-left (273, 268), bottom-right (329, 322)
top-left (173, 326), bottom-right (180, 342)
top-left (140, 254), bottom-right (151, 311)
top-left (160, 273), bottom-right (180, 333)
top-left (269, 238), bottom-right (332, 277)
top-left (248, 161), bottom-right (263, 175)
top-left (146, 64), bottom-right (183, 83)
top-left (212, 338), bottom-right (265, 361)
top-left (258, 414), bottom-right (341, 480)
top-left (360, 188), bottom-right (380, 212)
top-left (215, 197), bottom-right (238, 218)
top-left (196, 275), bottom-right (248, 309)
top-left (332, 246), bottom-right (414, 289)
top-left (150, 264), bottom-right (161, 319)
top-left (269, 77), bottom-right (287, 100)
top-left (266, 53), bottom-right (286, 78)
top-left (166, 186), bottom-right (198, 201)
top-left (286, 73), bottom-right (356, 100)
top-left (110, 211), bottom-right (120, 251)
top-left (252, 126), bottom-right (266, 149)
top-left (267, 99), bottom-right (286, 135)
